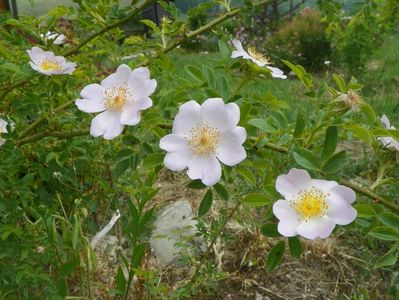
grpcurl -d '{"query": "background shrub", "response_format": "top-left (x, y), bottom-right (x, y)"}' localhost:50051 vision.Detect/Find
top-left (265, 8), bottom-right (332, 72)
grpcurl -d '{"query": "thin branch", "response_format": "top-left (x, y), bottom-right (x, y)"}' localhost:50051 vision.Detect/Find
top-left (0, 0), bottom-right (156, 101)
top-left (250, 136), bottom-right (399, 213)
top-left (62, 0), bottom-right (156, 57)
top-left (19, 99), bottom-right (75, 138)
top-left (17, 129), bottom-right (89, 145)
top-left (190, 202), bottom-right (241, 283)
top-left (138, 0), bottom-right (273, 66)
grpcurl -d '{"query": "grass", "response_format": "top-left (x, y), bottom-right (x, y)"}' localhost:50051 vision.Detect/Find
top-left (17, 0), bottom-right (132, 16)
top-left (169, 29), bottom-right (399, 122)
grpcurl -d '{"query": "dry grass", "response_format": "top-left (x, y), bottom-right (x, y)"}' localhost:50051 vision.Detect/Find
top-left (89, 170), bottom-right (393, 299)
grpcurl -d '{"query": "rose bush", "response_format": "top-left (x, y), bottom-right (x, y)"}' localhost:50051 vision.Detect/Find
top-left (0, 0), bottom-right (399, 298)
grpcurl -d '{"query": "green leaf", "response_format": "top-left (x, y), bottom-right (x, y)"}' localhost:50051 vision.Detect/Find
top-left (187, 179), bottom-right (207, 189)
top-left (248, 118), bottom-right (276, 133)
top-left (322, 151), bottom-right (347, 174)
top-left (293, 147), bottom-right (320, 171)
top-left (260, 223), bottom-right (280, 237)
top-left (375, 244), bottom-right (399, 268)
top-left (332, 74), bottom-right (346, 92)
top-left (373, 128), bottom-right (399, 141)
top-left (345, 124), bottom-right (375, 145)
top-left (185, 65), bottom-right (204, 82)
top-left (262, 92), bottom-right (290, 110)
top-left (378, 212), bottom-right (399, 228)
top-left (293, 112), bottom-right (306, 138)
top-left (361, 102), bottom-right (378, 124)
top-left (288, 237), bottom-right (303, 258)
top-left (198, 189), bottom-right (213, 217)
top-left (368, 226), bottom-right (399, 241)
top-left (72, 214), bottom-right (79, 250)
top-left (242, 193), bottom-right (272, 207)
top-left (114, 158), bottom-right (130, 177)
top-left (141, 19), bottom-right (158, 31)
top-left (132, 243), bottom-right (146, 268)
top-left (60, 261), bottom-right (78, 277)
top-left (236, 167), bottom-right (256, 185)
top-left (321, 126), bottom-right (338, 161)
top-left (355, 204), bottom-right (376, 218)
top-left (142, 153), bottom-right (164, 167)
top-left (116, 267), bottom-right (126, 294)
top-left (218, 40), bottom-right (230, 57)
top-left (266, 241), bottom-right (285, 272)
top-left (282, 60), bottom-right (313, 89)
top-left (213, 183), bottom-right (229, 201)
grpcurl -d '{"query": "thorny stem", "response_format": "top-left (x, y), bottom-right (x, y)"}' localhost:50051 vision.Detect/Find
top-left (19, 99), bottom-right (75, 138)
top-left (190, 201), bottom-right (241, 283)
top-left (249, 136), bottom-right (399, 213)
top-left (62, 0), bottom-right (156, 56)
top-left (17, 129), bottom-right (89, 145)
top-left (9, 1), bottom-right (272, 139)
top-left (137, 0), bottom-right (273, 66)
top-left (0, 0), bottom-right (156, 101)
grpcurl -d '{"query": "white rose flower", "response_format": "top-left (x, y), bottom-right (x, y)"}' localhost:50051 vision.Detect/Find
top-left (27, 47), bottom-right (76, 75)
top-left (231, 39), bottom-right (287, 79)
top-left (378, 114), bottom-right (399, 151)
top-left (0, 117), bottom-right (8, 146)
top-left (41, 31), bottom-right (66, 45)
top-left (160, 98), bottom-right (247, 186)
top-left (75, 64), bottom-right (156, 140)
top-left (273, 168), bottom-right (357, 240)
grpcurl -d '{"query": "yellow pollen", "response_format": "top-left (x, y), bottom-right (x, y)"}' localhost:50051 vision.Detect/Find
top-left (186, 123), bottom-right (221, 155)
top-left (347, 90), bottom-right (363, 110)
top-left (293, 187), bottom-right (328, 220)
top-left (39, 59), bottom-right (62, 71)
top-left (247, 46), bottom-right (270, 65)
top-left (104, 86), bottom-right (129, 111)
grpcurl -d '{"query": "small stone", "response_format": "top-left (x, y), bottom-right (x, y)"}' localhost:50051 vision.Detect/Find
top-left (150, 201), bottom-right (204, 267)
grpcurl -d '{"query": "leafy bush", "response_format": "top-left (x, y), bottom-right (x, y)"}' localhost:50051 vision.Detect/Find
top-left (0, 0), bottom-right (399, 298)
top-left (265, 8), bottom-right (332, 71)
top-left (318, 0), bottom-right (399, 75)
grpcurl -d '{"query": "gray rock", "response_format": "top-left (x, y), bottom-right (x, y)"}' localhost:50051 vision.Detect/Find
top-left (150, 201), bottom-right (204, 267)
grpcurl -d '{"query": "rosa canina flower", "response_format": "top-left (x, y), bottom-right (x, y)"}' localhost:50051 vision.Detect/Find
top-left (160, 98), bottom-right (247, 186)
top-left (27, 47), bottom-right (76, 75)
top-left (75, 64), bottom-right (156, 140)
top-left (0, 117), bottom-right (8, 146)
top-left (378, 114), bottom-right (399, 151)
top-left (40, 31), bottom-right (66, 45)
top-left (273, 168), bottom-right (357, 239)
top-left (231, 39), bottom-right (287, 79)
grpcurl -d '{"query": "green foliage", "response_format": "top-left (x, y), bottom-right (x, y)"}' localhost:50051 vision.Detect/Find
top-left (266, 8), bottom-right (332, 71)
top-left (0, 0), bottom-right (398, 298)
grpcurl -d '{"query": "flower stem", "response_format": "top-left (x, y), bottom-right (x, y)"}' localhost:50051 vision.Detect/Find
top-left (250, 136), bottom-right (399, 213)
top-left (190, 201), bottom-right (241, 283)
top-left (17, 129), bottom-right (89, 146)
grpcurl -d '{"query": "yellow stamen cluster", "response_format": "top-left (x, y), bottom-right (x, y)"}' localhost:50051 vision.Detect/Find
top-left (185, 122), bottom-right (221, 155)
top-left (247, 46), bottom-right (270, 65)
top-left (346, 90), bottom-right (363, 111)
top-left (293, 187), bottom-right (328, 220)
top-left (39, 59), bottom-right (62, 71)
top-left (104, 86), bottom-right (130, 111)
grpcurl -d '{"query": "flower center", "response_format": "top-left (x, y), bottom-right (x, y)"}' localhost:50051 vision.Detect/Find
top-left (185, 123), bottom-right (221, 155)
top-left (39, 59), bottom-right (62, 71)
top-left (247, 46), bottom-right (270, 65)
top-left (294, 187), bottom-right (328, 220)
top-left (104, 86), bottom-right (130, 111)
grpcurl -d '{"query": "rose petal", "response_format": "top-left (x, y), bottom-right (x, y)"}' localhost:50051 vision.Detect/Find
top-left (172, 100), bottom-right (201, 135)
top-left (90, 110), bottom-right (124, 140)
top-left (160, 134), bottom-right (187, 152)
top-left (296, 216), bottom-right (335, 239)
top-left (275, 168), bottom-right (312, 201)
